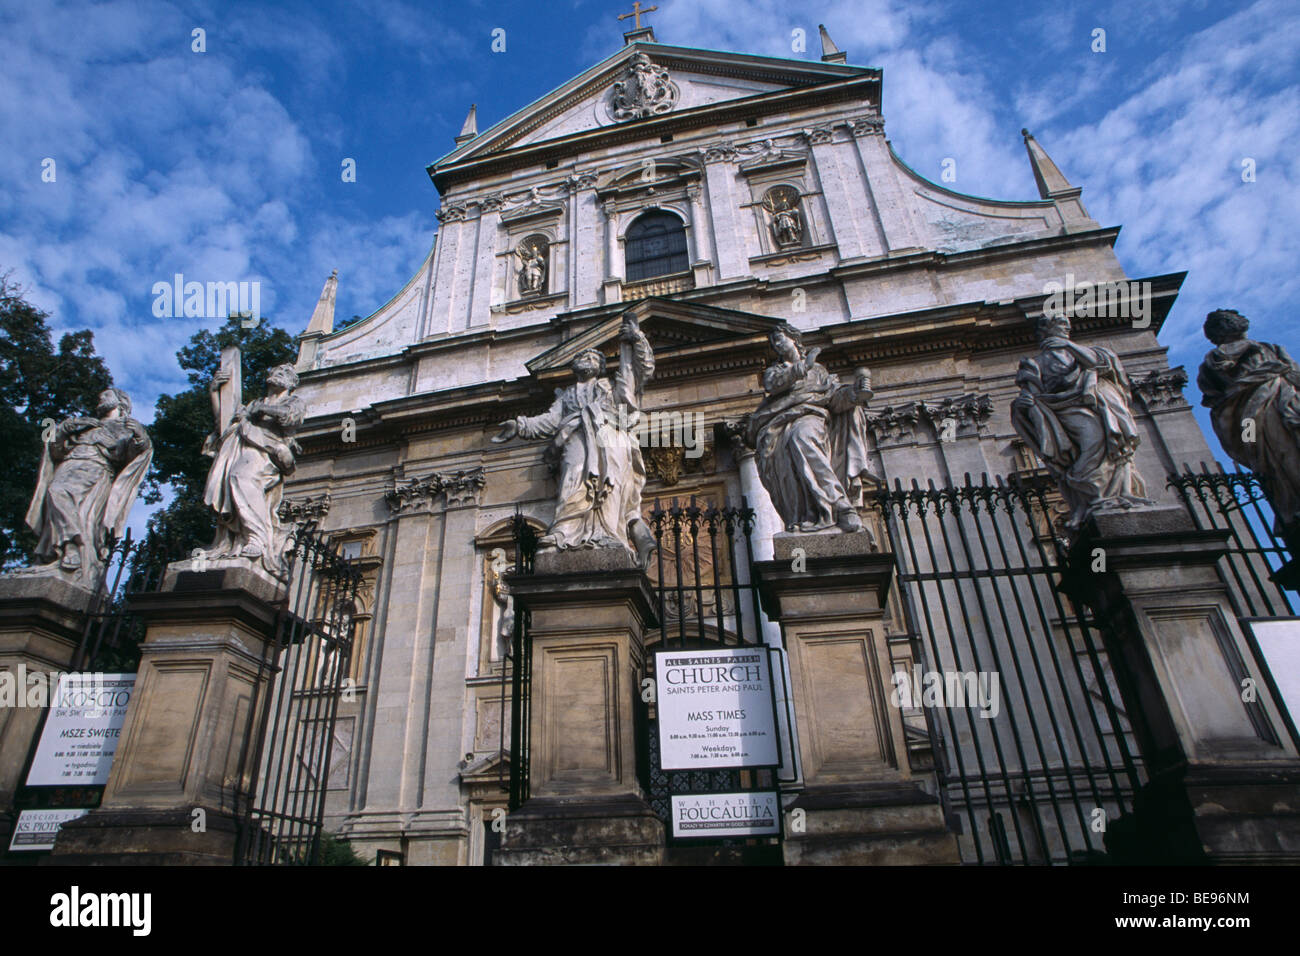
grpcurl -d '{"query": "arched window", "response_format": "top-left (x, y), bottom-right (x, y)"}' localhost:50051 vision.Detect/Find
top-left (625, 211), bottom-right (688, 281)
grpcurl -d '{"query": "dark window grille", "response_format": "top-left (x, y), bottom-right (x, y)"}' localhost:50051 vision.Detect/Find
top-left (625, 211), bottom-right (688, 281)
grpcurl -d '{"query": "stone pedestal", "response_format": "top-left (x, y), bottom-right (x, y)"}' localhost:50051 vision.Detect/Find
top-left (1067, 505), bottom-right (1300, 863)
top-left (0, 574), bottom-right (98, 849)
top-left (755, 533), bottom-right (961, 865)
top-left (493, 548), bottom-right (665, 865)
top-left (49, 559), bottom-right (285, 865)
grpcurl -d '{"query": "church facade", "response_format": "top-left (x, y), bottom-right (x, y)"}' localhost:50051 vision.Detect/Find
top-left (280, 28), bottom-right (1236, 865)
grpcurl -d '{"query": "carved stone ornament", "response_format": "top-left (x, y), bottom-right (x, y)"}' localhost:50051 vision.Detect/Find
top-left (278, 492), bottom-right (332, 523)
top-left (1131, 366), bottom-right (1189, 408)
top-left (1010, 315), bottom-right (1152, 530)
top-left (849, 114), bottom-right (886, 137)
top-left (702, 143), bottom-right (739, 164)
top-left (867, 403), bottom-right (922, 445)
top-left (920, 393), bottom-right (994, 434)
top-left (607, 52), bottom-right (679, 122)
top-left (802, 125), bottom-right (835, 146)
top-left (20, 387), bottom-right (152, 580)
top-left (435, 202), bottom-right (469, 223)
top-left (385, 467), bottom-right (485, 514)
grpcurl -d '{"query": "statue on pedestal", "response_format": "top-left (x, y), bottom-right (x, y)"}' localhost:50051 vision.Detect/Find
top-left (1011, 315), bottom-right (1151, 530)
top-left (516, 241), bottom-right (547, 296)
top-left (1197, 309), bottom-right (1300, 553)
top-left (745, 322), bottom-right (875, 533)
top-left (492, 317), bottom-right (657, 566)
top-left (23, 387), bottom-right (152, 578)
top-left (200, 349), bottom-right (304, 572)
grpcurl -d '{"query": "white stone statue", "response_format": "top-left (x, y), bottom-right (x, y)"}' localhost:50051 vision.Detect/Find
top-left (764, 191), bottom-right (803, 248)
top-left (1011, 315), bottom-right (1151, 529)
top-left (23, 387), bottom-right (152, 578)
top-left (492, 317), bottom-right (657, 565)
top-left (745, 323), bottom-right (875, 534)
top-left (516, 242), bottom-right (547, 296)
top-left (1198, 308), bottom-right (1300, 548)
top-left (200, 354), bottom-right (305, 573)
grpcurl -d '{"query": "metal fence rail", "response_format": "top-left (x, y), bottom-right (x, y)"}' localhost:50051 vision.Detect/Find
top-left (1168, 462), bottom-right (1296, 617)
top-left (867, 474), bottom-right (1144, 864)
top-left (234, 526), bottom-right (360, 866)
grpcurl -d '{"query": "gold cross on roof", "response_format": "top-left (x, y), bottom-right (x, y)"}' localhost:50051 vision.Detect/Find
top-left (618, 2), bottom-right (658, 30)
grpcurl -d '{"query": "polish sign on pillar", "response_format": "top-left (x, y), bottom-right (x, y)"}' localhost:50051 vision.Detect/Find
top-left (656, 648), bottom-right (779, 769)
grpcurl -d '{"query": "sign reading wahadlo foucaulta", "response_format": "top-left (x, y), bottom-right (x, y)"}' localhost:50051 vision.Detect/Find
top-left (671, 792), bottom-right (781, 839)
top-left (656, 648), bottom-right (779, 770)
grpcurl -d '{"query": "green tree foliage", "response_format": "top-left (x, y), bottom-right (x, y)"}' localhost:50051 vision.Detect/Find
top-left (315, 832), bottom-right (369, 866)
top-left (143, 314), bottom-right (296, 556)
top-left (0, 274), bottom-right (113, 569)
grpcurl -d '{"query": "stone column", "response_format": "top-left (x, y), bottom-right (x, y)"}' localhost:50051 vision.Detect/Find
top-left (601, 200), bottom-right (623, 305)
top-left (494, 549), bottom-right (664, 865)
top-left (468, 196), bottom-right (503, 329)
top-left (685, 182), bottom-right (714, 288)
top-left (49, 560), bottom-right (284, 865)
top-left (1067, 506), bottom-right (1300, 863)
top-left (754, 534), bottom-right (962, 865)
top-left (0, 576), bottom-right (97, 848)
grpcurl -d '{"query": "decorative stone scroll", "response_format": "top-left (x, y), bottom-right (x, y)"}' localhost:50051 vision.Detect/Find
top-left (385, 467), bottom-right (485, 514)
top-left (607, 52), bottom-right (679, 121)
top-left (1131, 366), bottom-right (1190, 409)
top-left (278, 493), bottom-right (332, 523)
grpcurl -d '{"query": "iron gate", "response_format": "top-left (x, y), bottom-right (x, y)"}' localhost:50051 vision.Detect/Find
top-left (233, 525), bottom-right (361, 866)
top-left (866, 474), bottom-right (1144, 865)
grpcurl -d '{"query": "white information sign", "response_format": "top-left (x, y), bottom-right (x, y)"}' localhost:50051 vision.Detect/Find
top-left (1247, 619), bottom-right (1300, 736)
top-left (656, 648), bottom-right (778, 770)
top-left (8, 808), bottom-right (90, 851)
top-left (671, 791), bottom-right (781, 839)
top-left (27, 673), bottom-right (135, 787)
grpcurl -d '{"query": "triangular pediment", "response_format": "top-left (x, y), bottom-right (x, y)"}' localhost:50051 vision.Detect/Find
top-left (526, 298), bottom-right (785, 378)
top-left (432, 42), bottom-right (870, 172)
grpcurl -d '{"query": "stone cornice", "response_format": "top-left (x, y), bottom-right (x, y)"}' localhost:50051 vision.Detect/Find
top-left (430, 73), bottom-right (880, 193)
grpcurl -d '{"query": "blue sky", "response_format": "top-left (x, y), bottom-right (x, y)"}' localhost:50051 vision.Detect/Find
top-left (2, 0), bottom-right (1297, 445)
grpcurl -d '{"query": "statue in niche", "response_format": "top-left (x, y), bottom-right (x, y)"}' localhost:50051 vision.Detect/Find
top-left (23, 387), bottom-right (152, 578)
top-left (516, 238), bottom-right (547, 296)
top-left (609, 52), bottom-right (678, 121)
top-left (492, 317), bottom-right (657, 566)
top-left (746, 322), bottom-right (876, 534)
top-left (764, 187), bottom-right (804, 249)
top-left (200, 348), bottom-right (305, 573)
top-left (1198, 309), bottom-right (1300, 554)
top-left (1011, 315), bottom-right (1151, 530)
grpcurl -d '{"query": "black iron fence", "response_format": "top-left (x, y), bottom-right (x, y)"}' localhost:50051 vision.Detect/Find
top-left (866, 475), bottom-right (1144, 865)
top-left (1168, 462), bottom-right (1297, 616)
top-left (233, 525), bottom-right (361, 866)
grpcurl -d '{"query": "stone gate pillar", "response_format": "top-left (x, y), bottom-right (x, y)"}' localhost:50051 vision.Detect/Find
top-left (0, 576), bottom-right (98, 849)
top-left (49, 560), bottom-right (284, 865)
top-left (1068, 506), bottom-right (1300, 863)
top-left (493, 549), bottom-right (664, 865)
top-left (754, 533), bottom-right (962, 865)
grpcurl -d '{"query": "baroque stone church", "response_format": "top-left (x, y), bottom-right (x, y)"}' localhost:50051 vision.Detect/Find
top-left (269, 24), bottom-right (1249, 865)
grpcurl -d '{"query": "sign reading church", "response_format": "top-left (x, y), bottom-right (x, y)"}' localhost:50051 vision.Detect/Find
top-left (656, 648), bottom-right (780, 770)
